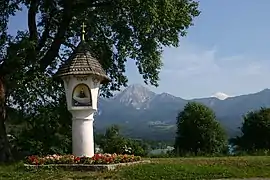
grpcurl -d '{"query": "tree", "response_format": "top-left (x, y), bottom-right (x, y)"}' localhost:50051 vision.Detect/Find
top-left (174, 102), bottom-right (228, 156)
top-left (99, 125), bottom-right (127, 154)
top-left (125, 139), bottom-right (149, 156)
top-left (0, 0), bottom-right (200, 162)
top-left (4, 70), bottom-right (71, 158)
top-left (14, 96), bottom-right (72, 156)
top-left (231, 108), bottom-right (270, 152)
top-left (97, 125), bottom-right (148, 156)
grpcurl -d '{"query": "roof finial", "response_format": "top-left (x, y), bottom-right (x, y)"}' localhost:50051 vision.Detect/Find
top-left (81, 22), bottom-right (86, 41)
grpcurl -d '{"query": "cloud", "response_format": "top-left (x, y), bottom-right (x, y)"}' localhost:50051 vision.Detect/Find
top-left (161, 45), bottom-right (220, 78)
top-left (161, 43), bottom-right (267, 78)
top-left (126, 41), bottom-right (270, 99)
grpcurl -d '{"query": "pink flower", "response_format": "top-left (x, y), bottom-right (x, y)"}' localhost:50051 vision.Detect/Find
top-left (25, 154), bottom-right (141, 165)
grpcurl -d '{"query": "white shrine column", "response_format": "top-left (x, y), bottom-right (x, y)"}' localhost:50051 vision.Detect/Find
top-left (71, 109), bottom-right (95, 157)
top-left (56, 25), bottom-right (110, 158)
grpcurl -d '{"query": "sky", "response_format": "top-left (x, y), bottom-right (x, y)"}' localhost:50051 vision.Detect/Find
top-left (7, 1), bottom-right (270, 99)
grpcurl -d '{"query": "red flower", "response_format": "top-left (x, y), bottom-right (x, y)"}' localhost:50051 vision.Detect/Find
top-left (74, 157), bottom-right (80, 163)
top-left (25, 154), bottom-right (141, 165)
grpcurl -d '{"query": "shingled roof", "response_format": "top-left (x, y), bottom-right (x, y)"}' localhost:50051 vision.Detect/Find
top-left (56, 41), bottom-right (110, 84)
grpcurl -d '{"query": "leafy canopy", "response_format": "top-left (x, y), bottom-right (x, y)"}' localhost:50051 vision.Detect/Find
top-left (232, 107), bottom-right (270, 151)
top-left (0, 0), bottom-right (200, 162)
top-left (175, 102), bottom-right (228, 155)
top-left (1, 0), bottom-right (200, 98)
top-left (96, 125), bottom-right (148, 156)
top-left (13, 95), bottom-right (72, 156)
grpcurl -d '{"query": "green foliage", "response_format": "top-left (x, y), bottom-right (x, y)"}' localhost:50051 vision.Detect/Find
top-left (4, 63), bottom-right (71, 157)
top-left (97, 125), bottom-right (148, 156)
top-left (0, 0), bottom-right (200, 162)
top-left (98, 125), bottom-right (127, 154)
top-left (232, 149), bottom-right (270, 156)
top-left (125, 139), bottom-right (148, 157)
top-left (1, 0), bottom-right (200, 97)
top-left (14, 96), bottom-right (72, 156)
top-left (232, 107), bottom-right (270, 152)
top-left (174, 102), bottom-right (228, 156)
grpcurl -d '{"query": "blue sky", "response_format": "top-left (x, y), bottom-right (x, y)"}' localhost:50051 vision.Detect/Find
top-left (8, 1), bottom-right (270, 99)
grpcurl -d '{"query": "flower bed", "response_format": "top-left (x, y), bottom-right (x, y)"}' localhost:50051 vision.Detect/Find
top-left (25, 153), bottom-right (142, 165)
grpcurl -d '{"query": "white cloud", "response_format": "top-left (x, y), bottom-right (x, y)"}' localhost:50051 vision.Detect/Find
top-left (126, 41), bottom-right (270, 99)
top-left (161, 44), bottom-right (220, 78)
top-left (161, 43), bottom-right (267, 78)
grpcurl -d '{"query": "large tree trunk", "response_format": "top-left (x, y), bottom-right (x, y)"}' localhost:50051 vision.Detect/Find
top-left (0, 77), bottom-right (13, 162)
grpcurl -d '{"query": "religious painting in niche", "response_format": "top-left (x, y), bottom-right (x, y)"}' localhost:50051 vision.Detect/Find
top-left (72, 84), bottom-right (92, 107)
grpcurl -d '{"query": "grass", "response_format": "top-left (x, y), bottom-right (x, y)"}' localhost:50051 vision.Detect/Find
top-left (1, 156), bottom-right (270, 180)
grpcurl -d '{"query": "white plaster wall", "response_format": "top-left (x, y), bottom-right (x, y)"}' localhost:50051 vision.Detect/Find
top-left (62, 75), bottom-right (101, 111)
top-left (89, 77), bottom-right (100, 110)
top-left (72, 117), bottom-right (94, 157)
top-left (61, 74), bottom-right (102, 157)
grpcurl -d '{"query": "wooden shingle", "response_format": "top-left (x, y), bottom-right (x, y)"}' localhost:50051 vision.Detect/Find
top-left (56, 41), bottom-right (110, 84)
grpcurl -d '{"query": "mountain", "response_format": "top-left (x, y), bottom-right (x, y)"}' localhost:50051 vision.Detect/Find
top-left (94, 85), bottom-right (270, 142)
top-left (113, 84), bottom-right (155, 109)
top-left (211, 92), bottom-right (230, 100)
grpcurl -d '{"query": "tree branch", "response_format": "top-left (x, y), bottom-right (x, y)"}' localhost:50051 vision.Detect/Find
top-left (36, 15), bottom-right (51, 52)
top-left (39, 2), bottom-right (73, 70)
top-left (57, 54), bottom-right (66, 63)
top-left (62, 41), bottom-right (76, 50)
top-left (39, 0), bottom-right (114, 71)
top-left (28, 0), bottom-right (38, 42)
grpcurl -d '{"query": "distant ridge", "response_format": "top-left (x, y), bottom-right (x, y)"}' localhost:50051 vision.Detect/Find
top-left (211, 92), bottom-right (230, 100)
top-left (95, 84), bottom-right (270, 141)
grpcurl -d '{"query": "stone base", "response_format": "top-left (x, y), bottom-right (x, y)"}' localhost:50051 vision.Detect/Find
top-left (24, 160), bottom-right (151, 171)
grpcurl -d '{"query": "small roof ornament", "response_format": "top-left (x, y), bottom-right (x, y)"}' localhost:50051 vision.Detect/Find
top-left (56, 22), bottom-right (110, 84)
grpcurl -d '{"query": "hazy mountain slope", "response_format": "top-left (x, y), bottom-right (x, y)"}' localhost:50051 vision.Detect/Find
top-left (95, 85), bottom-right (270, 141)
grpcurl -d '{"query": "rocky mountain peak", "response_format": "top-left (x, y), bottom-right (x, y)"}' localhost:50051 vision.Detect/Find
top-left (113, 84), bottom-right (156, 108)
top-left (159, 92), bottom-right (174, 97)
top-left (156, 92), bottom-right (177, 100)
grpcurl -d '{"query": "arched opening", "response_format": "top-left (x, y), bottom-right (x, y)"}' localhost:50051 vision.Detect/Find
top-left (72, 83), bottom-right (92, 107)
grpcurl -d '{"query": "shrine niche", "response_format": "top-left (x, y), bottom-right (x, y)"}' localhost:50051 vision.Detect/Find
top-left (72, 84), bottom-right (92, 107)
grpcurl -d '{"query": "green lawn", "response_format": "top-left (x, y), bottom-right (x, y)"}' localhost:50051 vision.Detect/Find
top-left (1, 156), bottom-right (270, 180)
